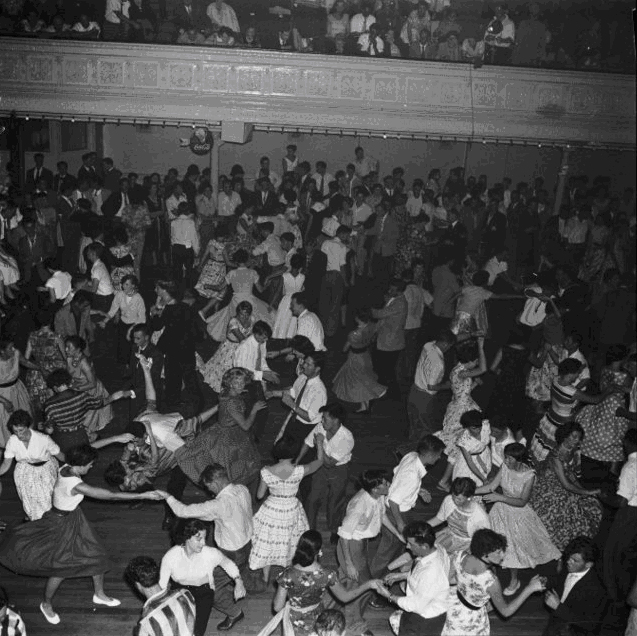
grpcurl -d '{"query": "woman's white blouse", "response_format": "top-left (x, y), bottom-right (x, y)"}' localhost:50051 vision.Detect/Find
top-left (159, 545), bottom-right (241, 589)
top-left (4, 430), bottom-right (60, 463)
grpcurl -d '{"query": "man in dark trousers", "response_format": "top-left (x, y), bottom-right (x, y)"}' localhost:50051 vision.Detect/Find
top-left (543, 536), bottom-right (607, 636)
top-left (25, 153), bottom-right (54, 193)
top-left (128, 323), bottom-right (164, 415)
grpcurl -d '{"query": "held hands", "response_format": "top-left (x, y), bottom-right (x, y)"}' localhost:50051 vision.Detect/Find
top-left (372, 580), bottom-right (391, 597)
top-left (153, 490), bottom-right (170, 500)
top-left (252, 401), bottom-right (267, 413)
top-left (544, 589), bottom-right (560, 609)
top-left (345, 563), bottom-right (359, 581)
top-left (383, 573), bottom-right (404, 586)
top-left (116, 433), bottom-right (136, 444)
top-left (528, 575), bottom-right (547, 595)
top-left (262, 370), bottom-right (280, 384)
top-left (482, 492), bottom-right (502, 504)
top-left (419, 488), bottom-right (432, 504)
top-left (234, 579), bottom-right (247, 601)
top-left (145, 491), bottom-right (167, 501)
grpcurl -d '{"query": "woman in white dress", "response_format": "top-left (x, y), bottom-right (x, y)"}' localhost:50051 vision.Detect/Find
top-left (453, 410), bottom-right (492, 486)
top-left (272, 254), bottom-right (305, 340)
top-left (0, 338), bottom-right (38, 447)
top-left (477, 442), bottom-right (561, 596)
top-left (249, 435), bottom-right (325, 585)
top-left (0, 410), bottom-right (64, 521)
top-left (0, 244), bottom-right (20, 305)
top-left (206, 249), bottom-right (274, 342)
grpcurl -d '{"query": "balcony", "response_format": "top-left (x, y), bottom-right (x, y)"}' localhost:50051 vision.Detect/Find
top-left (0, 38), bottom-right (634, 147)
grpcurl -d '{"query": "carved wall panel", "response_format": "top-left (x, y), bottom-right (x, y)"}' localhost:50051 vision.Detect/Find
top-left (0, 39), bottom-right (633, 147)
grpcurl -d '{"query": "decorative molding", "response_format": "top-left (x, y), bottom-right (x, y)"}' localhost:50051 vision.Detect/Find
top-left (0, 38), bottom-right (634, 146)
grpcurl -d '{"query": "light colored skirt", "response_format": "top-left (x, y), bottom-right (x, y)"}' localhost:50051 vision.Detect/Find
top-left (14, 458), bottom-right (59, 521)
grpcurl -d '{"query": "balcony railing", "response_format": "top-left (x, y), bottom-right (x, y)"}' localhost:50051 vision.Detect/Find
top-left (0, 38), bottom-right (634, 147)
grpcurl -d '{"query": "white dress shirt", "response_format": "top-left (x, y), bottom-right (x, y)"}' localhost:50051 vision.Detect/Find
top-left (406, 192), bottom-right (424, 217)
top-left (296, 309), bottom-right (326, 351)
top-left (4, 430), bottom-right (60, 462)
top-left (413, 342), bottom-right (444, 394)
top-left (561, 569), bottom-right (589, 602)
top-left (45, 270), bottom-right (72, 302)
top-left (484, 256), bottom-right (508, 286)
top-left (357, 33), bottom-right (384, 55)
top-left (321, 238), bottom-right (348, 272)
top-left (312, 172), bottom-right (334, 198)
top-left (166, 484), bottom-right (253, 551)
top-left (397, 546), bottom-right (450, 618)
top-left (388, 451), bottom-right (428, 512)
top-left (352, 202), bottom-right (372, 226)
top-left (304, 422), bottom-right (354, 466)
top-left (170, 216), bottom-right (200, 254)
top-left (160, 545), bottom-right (240, 589)
top-left (91, 260), bottom-right (114, 296)
top-left (253, 235), bottom-right (286, 267)
top-left (105, 0), bottom-right (129, 23)
top-left (617, 452), bottom-right (637, 506)
top-left (166, 193), bottom-right (188, 220)
top-left (350, 13), bottom-right (376, 32)
top-left (233, 335), bottom-right (270, 381)
top-left (218, 191), bottom-right (241, 217)
top-left (338, 489), bottom-right (385, 541)
top-left (288, 374), bottom-right (327, 426)
top-left (403, 284), bottom-right (432, 330)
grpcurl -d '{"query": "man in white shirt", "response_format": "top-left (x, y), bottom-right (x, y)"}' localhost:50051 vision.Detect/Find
top-left (375, 522), bottom-right (449, 634)
top-left (350, 3), bottom-right (376, 35)
top-left (291, 292), bottom-right (326, 351)
top-left (252, 222), bottom-right (286, 270)
top-left (162, 464), bottom-right (255, 629)
top-left (312, 161), bottom-right (333, 200)
top-left (297, 403), bottom-right (354, 542)
top-left (206, 0), bottom-right (239, 33)
top-left (353, 146), bottom-right (378, 179)
top-left (170, 202), bottom-right (199, 288)
top-left (484, 4), bottom-right (515, 65)
top-left (370, 435), bottom-right (445, 591)
top-left (217, 179), bottom-right (241, 223)
top-left (254, 156), bottom-right (281, 190)
top-left (337, 470), bottom-right (399, 635)
top-left (407, 331), bottom-right (454, 441)
top-left (273, 350), bottom-right (327, 450)
top-left (103, 0), bottom-right (130, 40)
top-left (406, 179), bottom-right (426, 218)
top-left (603, 429), bottom-right (637, 603)
top-left (319, 225), bottom-right (351, 337)
top-left (165, 183), bottom-right (188, 221)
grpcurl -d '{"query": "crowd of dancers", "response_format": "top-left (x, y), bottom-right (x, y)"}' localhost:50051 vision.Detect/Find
top-left (0, 146), bottom-right (635, 636)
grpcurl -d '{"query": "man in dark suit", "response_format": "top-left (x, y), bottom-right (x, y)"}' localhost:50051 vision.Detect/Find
top-left (25, 153), bottom-right (54, 193)
top-left (56, 184), bottom-right (80, 272)
top-left (101, 157), bottom-right (122, 193)
top-left (53, 161), bottom-right (77, 195)
top-left (254, 177), bottom-right (278, 216)
top-left (17, 216), bottom-right (55, 284)
top-left (481, 194), bottom-right (507, 255)
top-left (442, 207), bottom-right (468, 255)
top-left (128, 324), bottom-right (164, 415)
top-left (370, 198), bottom-right (400, 288)
top-left (102, 177), bottom-right (132, 219)
top-left (172, 0), bottom-right (206, 33)
top-left (77, 152), bottom-right (98, 184)
top-left (543, 536), bottom-right (607, 636)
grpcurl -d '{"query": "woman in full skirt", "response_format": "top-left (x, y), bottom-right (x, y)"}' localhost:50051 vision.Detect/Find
top-left (0, 443), bottom-right (162, 625)
top-left (272, 257), bottom-right (305, 340)
top-left (332, 307), bottom-right (385, 413)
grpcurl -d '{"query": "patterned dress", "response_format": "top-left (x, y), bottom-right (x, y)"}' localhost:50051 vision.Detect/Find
top-left (277, 566), bottom-right (338, 636)
top-left (249, 465), bottom-right (309, 570)
top-left (195, 239), bottom-right (227, 301)
top-left (434, 496), bottom-right (491, 556)
top-left (452, 421), bottom-right (492, 485)
top-left (332, 323), bottom-right (386, 403)
top-left (436, 362), bottom-right (480, 459)
top-left (530, 449), bottom-right (602, 551)
top-left (578, 393), bottom-right (629, 463)
top-left (108, 244), bottom-right (135, 291)
top-left (489, 465), bottom-right (561, 569)
top-left (442, 551), bottom-right (496, 636)
top-left (0, 351), bottom-right (33, 447)
top-left (24, 327), bottom-right (66, 415)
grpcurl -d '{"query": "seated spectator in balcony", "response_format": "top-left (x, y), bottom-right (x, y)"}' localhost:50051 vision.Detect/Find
top-left (206, 0), bottom-right (239, 35)
top-left (333, 32), bottom-right (347, 54)
top-left (71, 13), bottom-right (101, 38)
top-left (269, 19), bottom-right (303, 52)
top-left (20, 9), bottom-right (45, 33)
top-left (128, 0), bottom-right (157, 41)
top-left (511, 3), bottom-right (550, 67)
top-left (408, 27), bottom-right (437, 59)
top-left (205, 25), bottom-right (235, 46)
top-left (436, 30), bottom-right (461, 61)
top-left (103, 0), bottom-right (131, 40)
top-left (400, 1), bottom-right (430, 46)
top-left (172, 0), bottom-right (205, 34)
top-left (383, 28), bottom-right (402, 57)
top-left (350, 3), bottom-right (375, 37)
top-left (357, 22), bottom-right (384, 56)
top-left (326, 0), bottom-right (349, 41)
top-left (483, 4), bottom-right (515, 65)
top-left (176, 26), bottom-right (205, 43)
top-left (435, 7), bottom-right (461, 40)
top-left (0, 0), bottom-right (23, 32)
top-left (461, 37), bottom-right (483, 61)
top-left (42, 14), bottom-right (71, 37)
top-left (375, 0), bottom-right (401, 34)
top-left (242, 25), bottom-right (261, 48)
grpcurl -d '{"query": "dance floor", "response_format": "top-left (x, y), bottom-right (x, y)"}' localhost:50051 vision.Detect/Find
top-left (0, 275), bottom-right (585, 636)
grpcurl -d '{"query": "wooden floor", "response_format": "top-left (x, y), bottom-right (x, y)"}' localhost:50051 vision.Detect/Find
top-left (0, 275), bottom-right (575, 636)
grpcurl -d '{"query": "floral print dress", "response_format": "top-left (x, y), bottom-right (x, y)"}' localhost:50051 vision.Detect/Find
top-left (276, 566), bottom-right (338, 636)
top-left (442, 551), bottom-right (496, 636)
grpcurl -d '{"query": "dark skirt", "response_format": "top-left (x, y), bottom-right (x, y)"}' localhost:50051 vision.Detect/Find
top-left (51, 427), bottom-right (90, 454)
top-left (0, 507), bottom-right (109, 579)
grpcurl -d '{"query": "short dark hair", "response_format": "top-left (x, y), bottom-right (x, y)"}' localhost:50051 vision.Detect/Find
top-left (200, 463), bottom-right (227, 484)
top-left (503, 442), bottom-right (533, 467)
top-left (319, 402), bottom-right (346, 423)
top-left (104, 461), bottom-right (127, 487)
top-left (314, 609), bottom-right (346, 636)
top-left (403, 521), bottom-right (436, 547)
top-left (272, 434), bottom-right (300, 461)
top-left (259, 222), bottom-right (275, 234)
top-left (563, 535), bottom-right (598, 565)
top-left (65, 335), bottom-right (86, 352)
top-left (155, 279), bottom-right (179, 300)
top-left (472, 270), bottom-right (490, 287)
top-left (131, 323), bottom-right (151, 338)
top-left (252, 320), bottom-right (272, 338)
top-left (291, 292), bottom-right (308, 308)
top-left (175, 519), bottom-right (207, 546)
top-left (450, 477), bottom-right (476, 497)
top-left (66, 444), bottom-right (98, 468)
top-left (289, 335), bottom-right (314, 357)
top-left (7, 410), bottom-right (33, 433)
top-left (292, 530), bottom-right (322, 567)
top-left (358, 469), bottom-right (389, 493)
top-left (389, 278), bottom-right (406, 293)
top-left (460, 410), bottom-right (485, 429)
top-left (555, 421), bottom-right (584, 447)
top-left (47, 368), bottom-right (73, 390)
top-left (558, 358), bottom-right (583, 377)
top-left (306, 351), bottom-right (326, 371)
top-left (125, 556), bottom-right (160, 588)
top-left (416, 434), bottom-right (445, 455)
top-left (470, 528), bottom-right (507, 559)
top-left (290, 254), bottom-right (305, 270)
top-left (233, 249), bottom-right (249, 264)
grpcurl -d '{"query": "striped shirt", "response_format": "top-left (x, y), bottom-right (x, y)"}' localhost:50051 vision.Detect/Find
top-left (0, 608), bottom-right (26, 636)
top-left (44, 391), bottom-right (106, 433)
top-left (137, 589), bottom-right (196, 636)
top-left (547, 381), bottom-right (578, 426)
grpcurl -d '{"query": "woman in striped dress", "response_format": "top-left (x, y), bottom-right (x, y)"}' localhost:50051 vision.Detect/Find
top-left (530, 358), bottom-right (610, 463)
